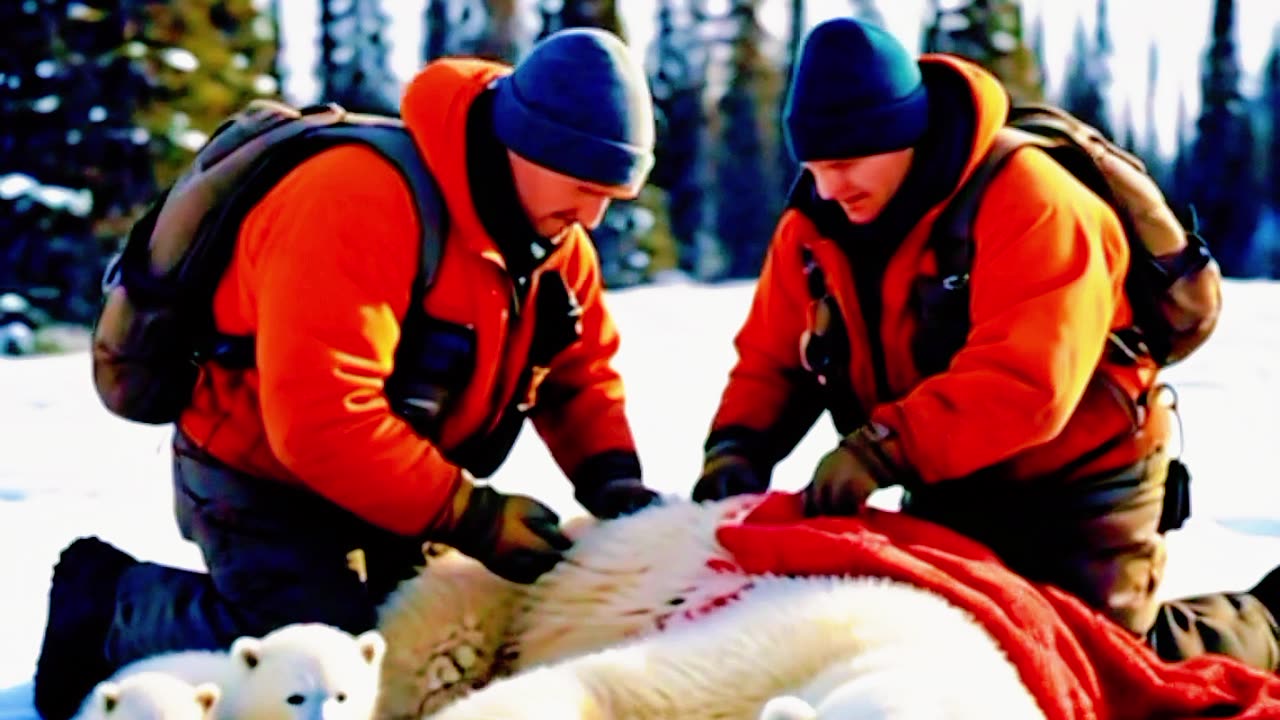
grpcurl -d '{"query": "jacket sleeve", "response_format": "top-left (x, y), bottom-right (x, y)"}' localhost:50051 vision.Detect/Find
top-left (528, 232), bottom-right (642, 487)
top-left (243, 145), bottom-right (462, 536)
top-left (871, 150), bottom-right (1129, 482)
top-left (707, 212), bottom-right (826, 464)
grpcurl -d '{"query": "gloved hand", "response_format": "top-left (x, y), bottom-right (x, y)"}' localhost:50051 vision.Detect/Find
top-left (430, 474), bottom-right (572, 584)
top-left (692, 448), bottom-right (766, 502)
top-left (576, 478), bottom-right (661, 519)
top-left (804, 422), bottom-right (906, 517)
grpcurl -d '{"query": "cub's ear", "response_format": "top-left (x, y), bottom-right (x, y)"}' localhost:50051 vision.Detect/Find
top-left (355, 629), bottom-right (387, 666)
top-left (194, 683), bottom-right (221, 714)
top-left (96, 681), bottom-right (122, 714)
top-left (230, 636), bottom-right (263, 669)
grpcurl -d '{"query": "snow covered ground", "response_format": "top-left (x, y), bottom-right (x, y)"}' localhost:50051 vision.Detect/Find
top-left (1, 277), bottom-right (1278, 718)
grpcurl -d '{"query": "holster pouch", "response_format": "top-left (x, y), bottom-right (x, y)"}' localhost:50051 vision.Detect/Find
top-left (1158, 457), bottom-right (1192, 533)
top-left (386, 316), bottom-right (477, 439)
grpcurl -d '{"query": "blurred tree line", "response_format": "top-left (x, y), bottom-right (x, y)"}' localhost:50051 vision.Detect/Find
top-left (1, 0), bottom-right (278, 328)
top-left (2, 0), bottom-right (1279, 336)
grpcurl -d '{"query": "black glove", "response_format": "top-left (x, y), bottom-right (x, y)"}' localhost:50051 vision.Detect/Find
top-left (576, 477), bottom-right (661, 519)
top-left (692, 448), bottom-right (767, 502)
top-left (804, 422), bottom-right (906, 517)
top-left (433, 479), bottom-right (572, 584)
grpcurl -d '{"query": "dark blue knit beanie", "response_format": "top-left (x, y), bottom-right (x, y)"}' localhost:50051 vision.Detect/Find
top-left (493, 28), bottom-right (655, 190)
top-left (784, 18), bottom-right (929, 162)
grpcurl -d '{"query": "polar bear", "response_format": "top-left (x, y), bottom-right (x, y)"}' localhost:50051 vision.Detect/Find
top-left (99, 623), bottom-right (386, 720)
top-left (74, 672), bottom-right (220, 720)
top-left (373, 495), bottom-right (759, 718)
top-left (426, 574), bottom-right (1044, 720)
top-left (374, 497), bottom-right (1043, 720)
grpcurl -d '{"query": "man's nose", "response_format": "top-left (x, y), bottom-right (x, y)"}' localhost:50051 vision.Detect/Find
top-left (812, 170), bottom-right (845, 201)
top-left (577, 196), bottom-right (612, 231)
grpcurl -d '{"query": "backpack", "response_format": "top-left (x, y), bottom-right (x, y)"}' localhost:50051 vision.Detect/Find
top-left (92, 99), bottom-right (449, 426)
top-left (911, 103), bottom-right (1222, 377)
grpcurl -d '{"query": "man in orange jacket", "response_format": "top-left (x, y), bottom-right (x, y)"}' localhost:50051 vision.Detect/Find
top-left (693, 17), bottom-right (1280, 671)
top-left (34, 28), bottom-right (661, 720)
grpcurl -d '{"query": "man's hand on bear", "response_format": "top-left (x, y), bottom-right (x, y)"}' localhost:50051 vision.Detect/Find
top-left (431, 475), bottom-right (572, 584)
top-left (804, 422), bottom-right (910, 517)
top-left (692, 444), bottom-right (766, 502)
top-left (575, 478), bottom-right (660, 519)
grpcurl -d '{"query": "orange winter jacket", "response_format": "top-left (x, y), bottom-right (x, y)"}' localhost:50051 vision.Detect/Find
top-left (179, 59), bottom-right (638, 535)
top-left (710, 55), bottom-right (1170, 486)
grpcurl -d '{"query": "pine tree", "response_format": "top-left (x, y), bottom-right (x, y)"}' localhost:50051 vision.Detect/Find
top-left (423, 0), bottom-right (517, 64)
top-left (318, 0), bottom-right (399, 115)
top-left (1028, 9), bottom-right (1048, 91)
top-left (1169, 92), bottom-right (1192, 209)
top-left (134, 0), bottom-right (280, 190)
top-left (1061, 2), bottom-right (1113, 138)
top-left (1186, 0), bottom-right (1263, 276)
top-left (648, 0), bottom-right (712, 276)
top-left (1142, 41), bottom-right (1168, 188)
top-left (850, 0), bottom-right (885, 26)
top-left (776, 0), bottom-right (804, 198)
top-left (1260, 32), bottom-right (1280, 275)
top-left (1265, 30), bottom-right (1280, 210)
top-left (1, 0), bottom-right (156, 324)
top-left (921, 0), bottom-right (1043, 103)
top-left (537, 0), bottom-right (624, 39)
top-left (1119, 101), bottom-right (1138, 154)
top-left (715, 0), bottom-right (783, 279)
top-left (0, 0), bottom-right (281, 325)
top-left (423, 0), bottom-right (450, 62)
top-left (470, 0), bottom-right (521, 62)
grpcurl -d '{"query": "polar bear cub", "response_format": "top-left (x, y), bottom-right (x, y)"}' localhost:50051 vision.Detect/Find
top-left (95, 623), bottom-right (385, 720)
top-left (74, 672), bottom-right (220, 720)
top-left (428, 574), bottom-right (1045, 720)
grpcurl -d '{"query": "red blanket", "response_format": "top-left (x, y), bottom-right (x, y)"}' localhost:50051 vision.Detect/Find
top-left (715, 492), bottom-right (1280, 720)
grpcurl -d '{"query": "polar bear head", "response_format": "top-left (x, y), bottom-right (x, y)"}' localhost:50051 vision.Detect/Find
top-left (76, 672), bottom-right (220, 720)
top-left (221, 623), bottom-right (385, 720)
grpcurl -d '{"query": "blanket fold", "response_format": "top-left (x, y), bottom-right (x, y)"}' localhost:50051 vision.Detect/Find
top-left (715, 492), bottom-right (1280, 720)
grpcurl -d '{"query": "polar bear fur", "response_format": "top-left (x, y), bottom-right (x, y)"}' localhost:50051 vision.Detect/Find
top-left (427, 574), bottom-right (1044, 720)
top-left (101, 623), bottom-right (386, 720)
top-left (372, 496), bottom-right (759, 718)
top-left (374, 551), bottom-right (520, 718)
top-left (74, 672), bottom-right (220, 720)
top-left (374, 497), bottom-right (1043, 720)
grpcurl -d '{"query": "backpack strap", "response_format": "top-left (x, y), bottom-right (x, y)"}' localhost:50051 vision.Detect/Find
top-left (913, 129), bottom-right (1034, 376)
top-left (796, 245), bottom-right (868, 433)
top-left (198, 121), bottom-right (448, 369)
top-left (310, 122), bottom-right (448, 300)
top-left (929, 129), bottom-right (1037, 285)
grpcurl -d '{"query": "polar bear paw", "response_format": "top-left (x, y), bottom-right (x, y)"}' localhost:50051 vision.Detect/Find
top-left (375, 551), bottom-right (521, 719)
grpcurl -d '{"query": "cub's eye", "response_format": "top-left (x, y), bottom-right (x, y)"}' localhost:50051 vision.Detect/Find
top-left (287, 694), bottom-right (305, 705)
top-left (336, 693), bottom-right (347, 703)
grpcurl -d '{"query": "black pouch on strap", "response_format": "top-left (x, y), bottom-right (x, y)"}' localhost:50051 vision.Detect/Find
top-left (1158, 458), bottom-right (1193, 533)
